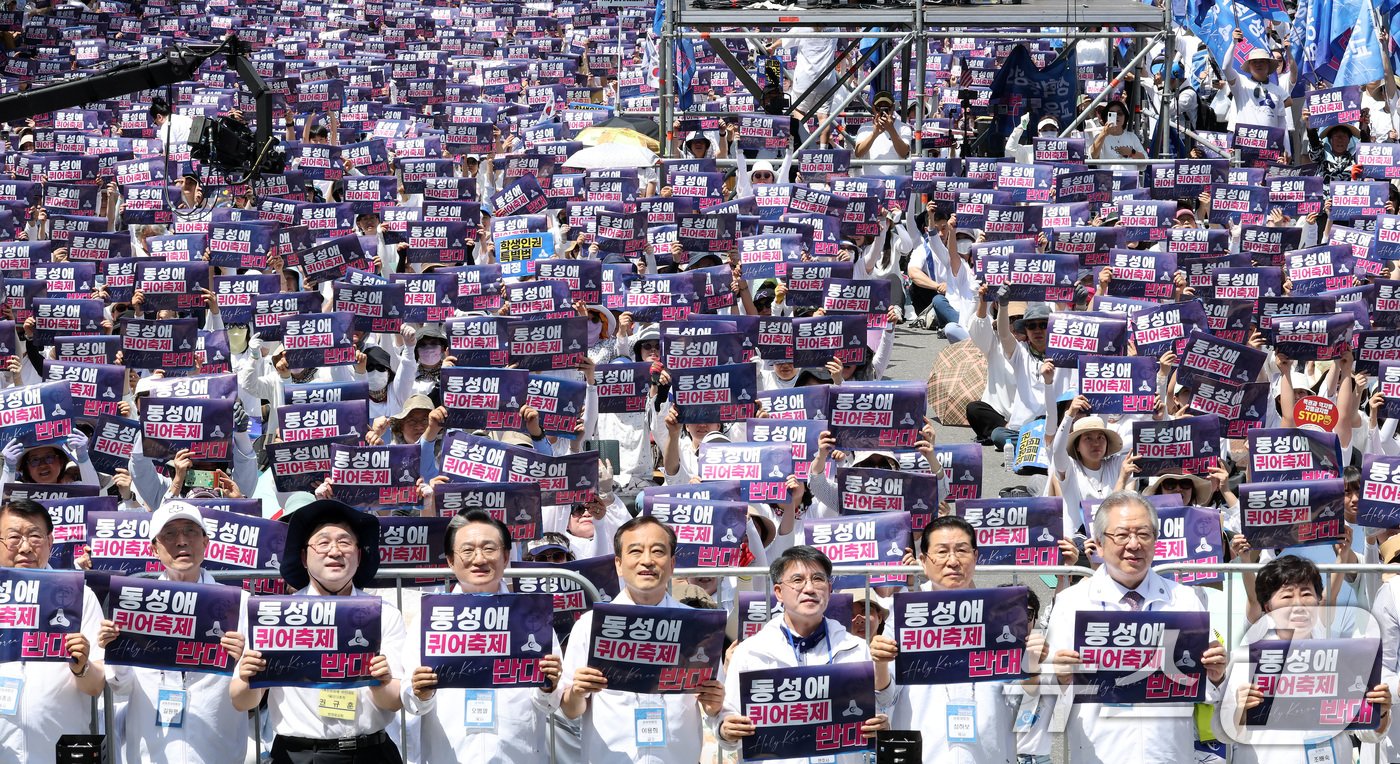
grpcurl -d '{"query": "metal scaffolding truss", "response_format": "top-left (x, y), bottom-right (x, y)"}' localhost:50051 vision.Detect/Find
top-left (658, 0), bottom-right (1176, 156)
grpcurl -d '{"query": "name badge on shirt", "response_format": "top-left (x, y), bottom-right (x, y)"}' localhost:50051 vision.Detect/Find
top-left (157, 688), bottom-right (186, 728)
top-left (635, 707), bottom-right (667, 747)
top-left (318, 689), bottom-right (357, 721)
top-left (463, 689), bottom-right (496, 730)
top-left (946, 702), bottom-right (977, 744)
top-left (1304, 738), bottom-right (1336, 764)
top-left (0, 677), bottom-right (21, 716)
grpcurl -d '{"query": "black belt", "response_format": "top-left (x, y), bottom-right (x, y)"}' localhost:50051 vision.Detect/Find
top-left (276, 730), bottom-right (390, 753)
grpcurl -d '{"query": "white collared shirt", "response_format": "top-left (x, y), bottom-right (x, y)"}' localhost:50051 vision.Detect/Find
top-left (265, 587), bottom-right (408, 740)
top-left (399, 582), bottom-right (563, 763)
top-left (560, 590), bottom-right (717, 764)
top-left (1045, 567), bottom-right (1221, 764)
top-left (0, 582), bottom-right (104, 764)
top-left (106, 569), bottom-right (251, 764)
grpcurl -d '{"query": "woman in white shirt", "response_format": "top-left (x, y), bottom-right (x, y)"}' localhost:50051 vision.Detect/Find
top-left (1043, 374), bottom-right (1133, 536)
top-left (1090, 101), bottom-right (1147, 172)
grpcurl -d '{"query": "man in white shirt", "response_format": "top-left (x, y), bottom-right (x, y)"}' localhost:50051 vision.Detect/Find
top-left (230, 500), bottom-right (407, 763)
top-left (886, 516), bottom-right (1035, 763)
top-left (1045, 491), bottom-right (1228, 764)
top-left (991, 300), bottom-right (1052, 451)
top-left (403, 509), bottom-right (563, 763)
top-left (561, 516), bottom-right (727, 764)
top-left (99, 501), bottom-right (251, 764)
top-left (715, 545), bottom-right (894, 762)
top-left (854, 91), bottom-right (912, 176)
top-left (0, 498), bottom-right (105, 764)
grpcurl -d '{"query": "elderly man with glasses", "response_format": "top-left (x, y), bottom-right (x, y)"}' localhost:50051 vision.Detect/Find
top-left (883, 515), bottom-right (1043, 764)
top-left (402, 509), bottom-right (563, 763)
top-left (716, 545), bottom-right (894, 761)
top-left (0, 499), bottom-right (105, 764)
top-left (1045, 490), bottom-right (1228, 764)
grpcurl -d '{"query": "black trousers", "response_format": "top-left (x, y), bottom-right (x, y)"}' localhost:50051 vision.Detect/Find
top-left (271, 735), bottom-right (403, 764)
top-left (964, 400), bottom-right (1008, 442)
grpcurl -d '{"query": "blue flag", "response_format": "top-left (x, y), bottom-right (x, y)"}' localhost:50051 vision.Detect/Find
top-left (676, 38), bottom-right (697, 111)
top-left (1337, 0), bottom-right (1385, 85)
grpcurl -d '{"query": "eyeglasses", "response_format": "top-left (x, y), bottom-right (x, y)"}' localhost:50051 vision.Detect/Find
top-left (781, 573), bottom-right (830, 589)
top-left (157, 526), bottom-right (204, 542)
top-left (637, 341), bottom-right (661, 351)
top-left (1022, 321), bottom-right (1048, 330)
top-left (1, 532), bottom-right (45, 551)
top-left (530, 551), bottom-right (569, 563)
top-left (455, 544), bottom-right (502, 561)
top-left (24, 454), bottom-right (59, 467)
top-left (308, 537), bottom-right (357, 555)
top-left (1102, 529), bottom-right (1156, 546)
top-left (925, 546), bottom-right (976, 562)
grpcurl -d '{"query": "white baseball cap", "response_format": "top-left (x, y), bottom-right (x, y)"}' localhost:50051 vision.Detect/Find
top-left (148, 501), bottom-right (207, 542)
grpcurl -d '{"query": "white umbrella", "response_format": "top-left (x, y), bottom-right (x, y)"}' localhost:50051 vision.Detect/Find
top-left (563, 143), bottom-right (658, 170)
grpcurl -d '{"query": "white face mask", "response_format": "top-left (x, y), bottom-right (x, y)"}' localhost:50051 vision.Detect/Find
top-left (1039, 128), bottom-right (1057, 138)
top-left (956, 241), bottom-right (973, 256)
top-left (366, 370), bottom-right (389, 390)
top-left (417, 346), bottom-right (444, 366)
top-left (587, 320), bottom-right (603, 346)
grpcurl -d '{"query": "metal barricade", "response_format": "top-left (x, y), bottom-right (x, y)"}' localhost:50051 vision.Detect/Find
top-left (96, 561), bottom-right (1399, 764)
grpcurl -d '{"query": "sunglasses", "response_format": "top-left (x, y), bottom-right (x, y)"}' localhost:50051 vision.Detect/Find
top-left (752, 172), bottom-right (775, 181)
top-left (1022, 321), bottom-right (1048, 330)
top-left (1160, 478), bottom-right (1193, 491)
top-left (366, 363), bottom-right (389, 373)
top-left (570, 505), bottom-right (589, 516)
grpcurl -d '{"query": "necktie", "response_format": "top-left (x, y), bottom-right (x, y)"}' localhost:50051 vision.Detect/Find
top-left (1121, 591), bottom-right (1145, 611)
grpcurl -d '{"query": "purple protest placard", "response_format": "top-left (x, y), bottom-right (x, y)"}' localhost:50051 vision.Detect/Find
top-left (200, 509), bottom-right (286, 573)
top-left (0, 382), bottom-right (75, 447)
top-left (440, 368), bottom-right (529, 431)
top-left (595, 362), bottom-right (651, 415)
top-left (1359, 454), bottom-right (1400, 528)
top-left (1177, 330), bottom-right (1267, 388)
top-left (793, 315), bottom-right (866, 369)
top-left (892, 587), bottom-right (1029, 684)
top-left (247, 596), bottom-right (382, 688)
top-left (86, 511), bottom-right (160, 575)
top-left (120, 317), bottom-right (199, 370)
top-left (643, 499), bottom-right (749, 568)
top-left (1153, 505), bottom-right (1224, 586)
top-left (671, 363), bottom-right (757, 424)
top-left (698, 442), bottom-right (793, 503)
top-left (1245, 638), bottom-right (1382, 730)
top-left (279, 401), bottom-right (370, 444)
top-left (1239, 478), bottom-right (1346, 548)
top-left (740, 662), bottom-right (875, 761)
top-left (835, 467), bottom-right (938, 530)
top-left (525, 375), bottom-right (586, 438)
top-left (1073, 611), bottom-right (1208, 704)
top-left (512, 554), bottom-right (621, 641)
top-left (281, 313), bottom-right (357, 369)
top-left (0, 568), bottom-right (84, 663)
top-left (329, 444), bottom-right (422, 507)
top-left (933, 444), bottom-right (982, 501)
top-left (89, 414), bottom-right (141, 476)
top-left (748, 419), bottom-right (823, 480)
top-left (139, 397), bottom-right (234, 462)
top-left (419, 593), bottom-right (554, 688)
top-left (1131, 414), bottom-right (1220, 479)
top-left (1247, 429), bottom-right (1343, 483)
top-left (803, 511), bottom-right (910, 587)
top-left (1004, 252), bottom-right (1077, 302)
top-left (828, 381), bottom-right (926, 450)
top-left (955, 497), bottom-right (1062, 566)
top-left (31, 299), bottom-right (103, 344)
top-left (586, 603), bottom-right (725, 694)
top-left (104, 577), bottom-right (242, 673)
top-left (1045, 312), bottom-right (1128, 368)
top-left (42, 360), bottom-right (125, 422)
top-left (506, 316), bottom-right (587, 372)
top-left (1131, 300), bottom-right (1207, 358)
top-left (1077, 356), bottom-right (1158, 415)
